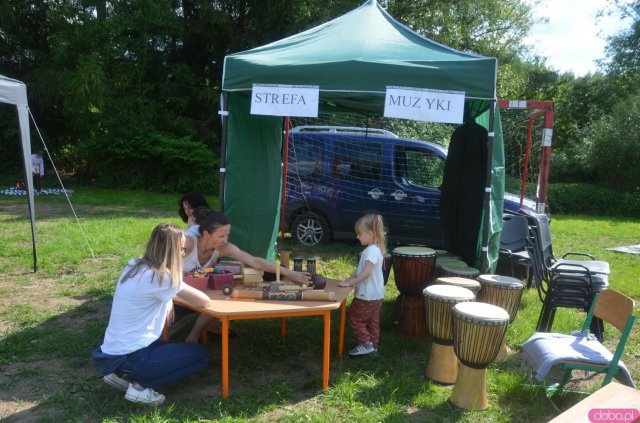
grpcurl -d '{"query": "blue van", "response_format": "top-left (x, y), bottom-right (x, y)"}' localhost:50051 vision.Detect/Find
top-left (284, 126), bottom-right (534, 246)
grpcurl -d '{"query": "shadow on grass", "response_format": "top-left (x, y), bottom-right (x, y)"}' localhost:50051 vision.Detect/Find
top-left (0, 270), bottom-right (569, 422)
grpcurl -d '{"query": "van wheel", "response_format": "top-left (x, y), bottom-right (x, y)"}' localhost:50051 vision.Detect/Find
top-left (292, 212), bottom-right (330, 246)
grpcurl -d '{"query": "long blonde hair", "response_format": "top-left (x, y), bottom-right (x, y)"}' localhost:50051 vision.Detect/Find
top-left (355, 214), bottom-right (386, 254)
top-left (121, 223), bottom-right (184, 288)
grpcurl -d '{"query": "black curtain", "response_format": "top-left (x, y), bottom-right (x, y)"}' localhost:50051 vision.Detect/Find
top-left (440, 118), bottom-right (488, 267)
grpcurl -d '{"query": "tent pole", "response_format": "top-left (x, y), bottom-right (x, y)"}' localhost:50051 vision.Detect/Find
top-left (279, 117), bottom-right (291, 244)
top-left (17, 104), bottom-right (37, 272)
top-left (218, 92), bottom-right (229, 212)
top-left (482, 101), bottom-right (496, 273)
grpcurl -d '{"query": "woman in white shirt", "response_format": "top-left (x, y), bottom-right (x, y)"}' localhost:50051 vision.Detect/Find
top-left (92, 223), bottom-right (211, 405)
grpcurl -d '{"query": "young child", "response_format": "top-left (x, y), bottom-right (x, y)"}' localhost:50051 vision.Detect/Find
top-left (339, 214), bottom-right (386, 356)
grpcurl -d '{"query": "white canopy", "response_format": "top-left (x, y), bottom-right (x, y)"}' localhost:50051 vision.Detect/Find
top-left (0, 74), bottom-right (37, 271)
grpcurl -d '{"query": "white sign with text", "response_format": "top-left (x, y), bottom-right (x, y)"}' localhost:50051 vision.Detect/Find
top-left (384, 86), bottom-right (465, 124)
top-left (251, 84), bottom-right (319, 117)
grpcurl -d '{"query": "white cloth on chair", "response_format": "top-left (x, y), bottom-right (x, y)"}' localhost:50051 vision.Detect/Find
top-left (521, 332), bottom-right (635, 387)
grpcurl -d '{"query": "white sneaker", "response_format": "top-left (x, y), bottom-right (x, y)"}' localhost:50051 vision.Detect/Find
top-left (103, 373), bottom-right (128, 392)
top-left (349, 341), bottom-right (376, 356)
top-left (124, 383), bottom-right (166, 405)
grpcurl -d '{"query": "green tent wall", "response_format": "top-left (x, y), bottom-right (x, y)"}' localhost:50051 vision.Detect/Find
top-left (220, 0), bottom-right (504, 270)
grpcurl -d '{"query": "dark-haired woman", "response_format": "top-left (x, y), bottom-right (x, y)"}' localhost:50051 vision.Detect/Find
top-left (92, 223), bottom-right (211, 405)
top-left (183, 207), bottom-right (310, 342)
top-left (178, 192), bottom-right (210, 237)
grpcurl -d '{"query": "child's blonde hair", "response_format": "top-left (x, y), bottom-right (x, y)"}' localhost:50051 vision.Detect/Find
top-left (355, 213), bottom-right (386, 253)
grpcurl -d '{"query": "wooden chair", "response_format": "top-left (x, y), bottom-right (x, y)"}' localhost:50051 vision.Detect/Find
top-left (524, 289), bottom-right (636, 397)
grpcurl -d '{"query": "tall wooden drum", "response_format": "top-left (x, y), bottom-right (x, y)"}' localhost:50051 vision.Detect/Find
top-left (392, 246), bottom-right (437, 338)
top-left (477, 274), bottom-right (524, 361)
top-left (392, 246), bottom-right (437, 295)
top-left (423, 285), bottom-right (475, 384)
top-left (450, 302), bottom-right (509, 411)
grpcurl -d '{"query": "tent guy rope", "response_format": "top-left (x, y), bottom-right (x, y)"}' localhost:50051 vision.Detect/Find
top-left (29, 109), bottom-right (97, 261)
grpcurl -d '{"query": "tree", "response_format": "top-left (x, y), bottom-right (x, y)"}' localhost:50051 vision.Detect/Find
top-left (605, 0), bottom-right (640, 75)
top-left (584, 94), bottom-right (640, 191)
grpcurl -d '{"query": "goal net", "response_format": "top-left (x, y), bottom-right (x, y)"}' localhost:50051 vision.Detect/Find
top-left (498, 100), bottom-right (553, 213)
top-left (281, 102), bottom-right (552, 245)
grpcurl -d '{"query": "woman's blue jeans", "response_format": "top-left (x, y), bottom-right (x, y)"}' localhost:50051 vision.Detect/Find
top-left (93, 339), bottom-right (208, 389)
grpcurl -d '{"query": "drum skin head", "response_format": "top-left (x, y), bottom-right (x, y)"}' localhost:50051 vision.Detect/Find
top-left (393, 246), bottom-right (436, 256)
top-left (453, 302), bottom-right (509, 322)
top-left (478, 274), bottom-right (523, 288)
top-left (424, 284), bottom-right (475, 301)
top-left (436, 277), bottom-right (481, 289)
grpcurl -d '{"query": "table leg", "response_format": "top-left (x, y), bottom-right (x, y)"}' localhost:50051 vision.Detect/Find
top-left (281, 317), bottom-right (287, 338)
top-left (338, 300), bottom-right (346, 357)
top-left (323, 310), bottom-right (331, 390)
top-left (221, 316), bottom-right (229, 399)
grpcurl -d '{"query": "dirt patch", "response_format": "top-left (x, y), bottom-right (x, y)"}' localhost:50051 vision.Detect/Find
top-left (0, 202), bottom-right (173, 219)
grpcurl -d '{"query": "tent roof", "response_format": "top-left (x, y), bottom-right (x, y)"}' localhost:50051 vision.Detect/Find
top-left (222, 0), bottom-right (497, 100)
top-left (0, 75), bottom-right (28, 106)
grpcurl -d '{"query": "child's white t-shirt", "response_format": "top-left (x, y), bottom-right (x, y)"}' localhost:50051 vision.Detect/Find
top-left (354, 244), bottom-right (385, 301)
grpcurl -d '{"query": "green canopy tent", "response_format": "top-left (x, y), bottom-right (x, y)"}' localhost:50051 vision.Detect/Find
top-left (220, 0), bottom-right (505, 270)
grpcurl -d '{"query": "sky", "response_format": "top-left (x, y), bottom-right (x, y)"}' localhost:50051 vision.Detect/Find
top-left (525, 0), bottom-right (630, 76)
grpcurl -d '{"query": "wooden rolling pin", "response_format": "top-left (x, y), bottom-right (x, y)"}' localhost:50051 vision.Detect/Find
top-left (231, 289), bottom-right (336, 301)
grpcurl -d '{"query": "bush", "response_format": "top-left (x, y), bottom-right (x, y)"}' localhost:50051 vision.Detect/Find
top-left (548, 182), bottom-right (640, 218)
top-left (81, 132), bottom-right (217, 193)
top-left (584, 94), bottom-right (640, 192)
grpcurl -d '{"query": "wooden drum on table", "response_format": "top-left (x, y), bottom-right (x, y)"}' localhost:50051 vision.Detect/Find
top-left (477, 274), bottom-right (524, 361)
top-left (450, 302), bottom-right (510, 411)
top-left (423, 285), bottom-right (476, 384)
top-left (435, 277), bottom-right (481, 296)
top-left (392, 246), bottom-right (437, 338)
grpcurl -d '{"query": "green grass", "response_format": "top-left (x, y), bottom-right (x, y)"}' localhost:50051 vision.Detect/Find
top-left (0, 189), bottom-right (638, 422)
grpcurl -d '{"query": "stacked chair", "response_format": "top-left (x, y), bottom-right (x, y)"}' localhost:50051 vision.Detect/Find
top-left (525, 212), bottom-right (610, 340)
top-left (498, 213), bottom-right (532, 285)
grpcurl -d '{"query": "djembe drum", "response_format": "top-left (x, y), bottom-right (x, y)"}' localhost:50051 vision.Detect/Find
top-left (449, 302), bottom-right (510, 410)
top-left (435, 277), bottom-right (481, 296)
top-left (423, 285), bottom-right (476, 384)
top-left (438, 262), bottom-right (480, 279)
top-left (477, 274), bottom-right (524, 361)
top-left (392, 246), bottom-right (437, 337)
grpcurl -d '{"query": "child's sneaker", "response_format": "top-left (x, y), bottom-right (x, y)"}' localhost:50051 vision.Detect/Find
top-left (349, 341), bottom-right (375, 356)
top-left (124, 383), bottom-right (165, 405)
top-left (103, 373), bottom-right (129, 392)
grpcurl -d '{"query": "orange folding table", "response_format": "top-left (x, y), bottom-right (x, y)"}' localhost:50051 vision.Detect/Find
top-left (167, 278), bottom-right (351, 399)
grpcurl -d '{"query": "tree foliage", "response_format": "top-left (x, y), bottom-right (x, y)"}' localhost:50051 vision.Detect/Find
top-left (0, 0), bottom-right (638, 193)
top-left (583, 94), bottom-right (640, 192)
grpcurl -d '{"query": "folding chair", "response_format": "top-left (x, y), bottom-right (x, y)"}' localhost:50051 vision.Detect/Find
top-left (522, 289), bottom-right (636, 397)
top-left (498, 214), bottom-right (532, 284)
top-left (525, 213), bottom-right (610, 340)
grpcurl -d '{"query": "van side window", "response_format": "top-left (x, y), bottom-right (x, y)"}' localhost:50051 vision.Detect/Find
top-left (333, 141), bottom-right (382, 181)
top-left (288, 138), bottom-right (324, 178)
top-left (394, 146), bottom-right (444, 189)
